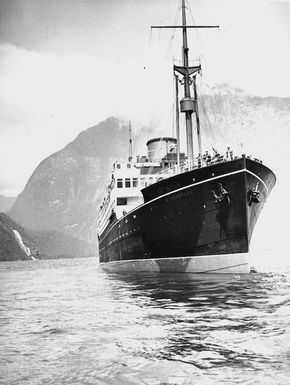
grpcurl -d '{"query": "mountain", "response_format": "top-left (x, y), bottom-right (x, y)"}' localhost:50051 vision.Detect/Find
top-left (0, 194), bottom-right (16, 212)
top-left (197, 83), bottom-right (290, 166)
top-left (0, 213), bottom-right (42, 261)
top-left (8, 117), bottom-right (130, 258)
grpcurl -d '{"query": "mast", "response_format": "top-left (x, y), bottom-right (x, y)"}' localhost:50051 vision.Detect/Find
top-left (175, 73), bottom-right (180, 171)
top-left (151, 1), bottom-right (218, 169)
top-left (128, 121), bottom-right (133, 163)
top-left (192, 77), bottom-right (202, 156)
top-left (181, 0), bottom-right (194, 167)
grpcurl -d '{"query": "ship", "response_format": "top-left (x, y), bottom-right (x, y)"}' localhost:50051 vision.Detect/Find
top-left (97, 0), bottom-right (276, 274)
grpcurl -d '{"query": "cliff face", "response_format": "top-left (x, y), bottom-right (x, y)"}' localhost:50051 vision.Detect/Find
top-left (8, 117), bottom-right (129, 257)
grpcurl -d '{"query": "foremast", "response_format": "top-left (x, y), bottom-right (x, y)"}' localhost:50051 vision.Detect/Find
top-left (151, 0), bottom-right (218, 167)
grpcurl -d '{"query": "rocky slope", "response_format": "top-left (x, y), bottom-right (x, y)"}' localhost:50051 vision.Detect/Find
top-left (197, 84), bottom-right (290, 165)
top-left (8, 117), bottom-right (130, 257)
top-left (0, 213), bottom-right (42, 261)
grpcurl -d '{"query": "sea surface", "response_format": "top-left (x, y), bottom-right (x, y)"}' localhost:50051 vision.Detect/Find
top-left (1, 256), bottom-right (290, 385)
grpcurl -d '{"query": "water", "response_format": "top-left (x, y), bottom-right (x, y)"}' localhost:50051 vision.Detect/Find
top-left (1, 257), bottom-right (290, 385)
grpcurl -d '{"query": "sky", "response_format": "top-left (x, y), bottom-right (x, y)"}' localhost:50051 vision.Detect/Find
top-left (0, 0), bottom-right (290, 258)
top-left (1, 0), bottom-right (290, 197)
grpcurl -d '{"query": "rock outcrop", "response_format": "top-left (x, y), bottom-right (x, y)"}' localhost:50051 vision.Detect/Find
top-left (8, 117), bottom-right (130, 258)
top-left (0, 213), bottom-right (42, 261)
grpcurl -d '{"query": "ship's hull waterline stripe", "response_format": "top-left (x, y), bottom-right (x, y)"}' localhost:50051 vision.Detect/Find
top-left (99, 261), bottom-right (248, 274)
top-left (98, 253), bottom-right (249, 273)
top-left (99, 167), bottom-right (268, 239)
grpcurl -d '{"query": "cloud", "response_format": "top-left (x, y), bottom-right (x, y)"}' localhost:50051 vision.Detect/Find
top-left (0, 44), bottom-right (173, 195)
top-left (0, 45), bottom-right (103, 194)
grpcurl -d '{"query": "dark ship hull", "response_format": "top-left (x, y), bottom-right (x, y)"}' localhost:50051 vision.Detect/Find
top-left (98, 157), bottom-right (275, 273)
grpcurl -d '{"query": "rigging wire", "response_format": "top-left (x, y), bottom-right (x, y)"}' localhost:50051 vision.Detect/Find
top-left (210, 84), bottom-right (229, 149)
top-left (198, 81), bottom-right (217, 147)
top-left (186, 0), bottom-right (203, 61)
top-left (152, 10), bottom-right (182, 27)
top-left (185, 0), bottom-right (224, 153)
top-left (194, 77), bottom-right (234, 154)
top-left (166, 0), bottom-right (182, 58)
top-left (187, 2), bottom-right (220, 26)
top-left (148, 1), bottom-right (183, 149)
top-left (172, 70), bottom-right (176, 137)
top-left (186, 0), bottom-right (220, 60)
top-left (151, 9), bottom-right (181, 47)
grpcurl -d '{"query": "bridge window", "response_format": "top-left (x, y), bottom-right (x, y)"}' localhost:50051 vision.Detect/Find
top-left (117, 197), bottom-right (127, 206)
top-left (125, 178), bottom-right (131, 188)
top-left (116, 164), bottom-right (121, 169)
top-left (117, 179), bottom-right (123, 188)
top-left (133, 178), bottom-right (138, 187)
top-left (127, 163), bottom-right (131, 168)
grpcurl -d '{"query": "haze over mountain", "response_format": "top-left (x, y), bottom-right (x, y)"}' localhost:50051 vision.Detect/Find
top-left (0, 194), bottom-right (16, 212)
top-left (2, 85), bottom-right (289, 260)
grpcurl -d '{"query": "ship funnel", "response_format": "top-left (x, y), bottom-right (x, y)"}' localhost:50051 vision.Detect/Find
top-left (146, 137), bottom-right (177, 162)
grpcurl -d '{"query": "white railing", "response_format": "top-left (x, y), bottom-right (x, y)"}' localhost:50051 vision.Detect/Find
top-left (155, 153), bottom-right (247, 178)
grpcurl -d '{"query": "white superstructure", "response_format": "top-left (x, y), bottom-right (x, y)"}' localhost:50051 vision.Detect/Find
top-left (97, 159), bottom-right (168, 235)
top-left (97, 136), bottom-right (182, 235)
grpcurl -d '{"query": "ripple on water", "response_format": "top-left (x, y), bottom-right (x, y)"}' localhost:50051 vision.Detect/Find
top-left (0, 258), bottom-right (290, 384)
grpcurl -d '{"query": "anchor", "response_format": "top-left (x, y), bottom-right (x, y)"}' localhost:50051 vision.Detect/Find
top-left (248, 182), bottom-right (260, 206)
top-left (211, 182), bottom-right (230, 204)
